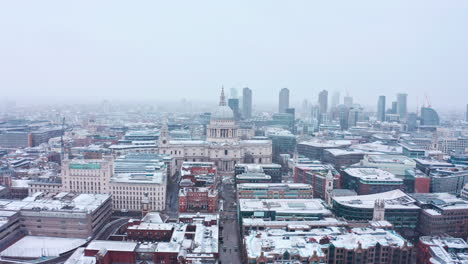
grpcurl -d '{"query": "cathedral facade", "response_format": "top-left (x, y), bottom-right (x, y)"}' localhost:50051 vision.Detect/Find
top-left (159, 89), bottom-right (272, 173)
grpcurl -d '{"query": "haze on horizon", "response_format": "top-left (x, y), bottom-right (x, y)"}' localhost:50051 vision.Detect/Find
top-left (0, 1), bottom-right (467, 111)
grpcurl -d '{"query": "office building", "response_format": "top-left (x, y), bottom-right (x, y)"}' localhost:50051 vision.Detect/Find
top-left (230, 87), bottom-right (238, 99)
top-left (228, 98), bottom-right (240, 120)
top-left (265, 128), bottom-right (296, 163)
top-left (420, 107), bottom-right (440, 126)
top-left (377, 95), bottom-right (386, 121)
top-left (318, 90), bottom-right (328, 124)
top-left (397, 93), bottom-right (407, 118)
top-left (333, 190), bottom-right (420, 237)
top-left (331, 91), bottom-right (340, 108)
top-left (428, 168), bottom-right (468, 194)
top-left (412, 193), bottom-right (468, 239)
top-left (297, 139), bottom-right (351, 161)
top-left (236, 183), bottom-right (313, 199)
top-left (242, 87), bottom-right (252, 119)
top-left (407, 112), bottom-right (418, 131)
top-left (62, 154), bottom-right (169, 212)
top-left (234, 163), bottom-right (282, 183)
top-left (322, 149), bottom-right (367, 169)
top-left (244, 226), bottom-right (415, 264)
top-left (391, 101), bottom-right (398, 115)
top-left (0, 211), bottom-right (23, 252)
top-left (358, 154), bottom-right (416, 178)
top-left (337, 104), bottom-right (349, 130)
top-left (343, 96), bottom-right (353, 107)
top-left (348, 106), bottom-right (363, 128)
top-left (278, 88), bottom-right (289, 113)
top-left (238, 198), bottom-right (332, 221)
top-left (417, 236), bottom-right (468, 264)
top-left (0, 192), bottom-right (112, 238)
top-left (342, 168), bottom-right (404, 195)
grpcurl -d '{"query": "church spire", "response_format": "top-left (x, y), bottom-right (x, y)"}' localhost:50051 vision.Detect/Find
top-left (219, 86), bottom-right (226, 106)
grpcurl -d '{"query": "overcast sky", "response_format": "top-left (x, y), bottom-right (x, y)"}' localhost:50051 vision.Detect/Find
top-left (0, 1), bottom-right (467, 111)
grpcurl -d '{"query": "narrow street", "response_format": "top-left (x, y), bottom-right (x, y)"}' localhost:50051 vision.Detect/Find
top-left (165, 172), bottom-right (180, 218)
top-left (219, 175), bottom-right (242, 264)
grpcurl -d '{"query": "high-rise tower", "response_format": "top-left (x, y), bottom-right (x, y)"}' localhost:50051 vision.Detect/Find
top-left (242, 87), bottom-right (252, 119)
top-left (377, 96), bottom-right (386, 121)
top-left (278, 88), bottom-right (290, 113)
top-left (397, 93), bottom-right (408, 119)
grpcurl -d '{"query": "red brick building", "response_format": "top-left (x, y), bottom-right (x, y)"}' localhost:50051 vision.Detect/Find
top-left (179, 162), bottom-right (219, 213)
top-left (294, 165), bottom-right (341, 199)
top-left (179, 187), bottom-right (218, 213)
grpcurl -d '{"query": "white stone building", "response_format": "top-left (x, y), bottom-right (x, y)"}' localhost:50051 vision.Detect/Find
top-left (61, 155), bottom-right (168, 212)
top-left (159, 89), bottom-right (273, 173)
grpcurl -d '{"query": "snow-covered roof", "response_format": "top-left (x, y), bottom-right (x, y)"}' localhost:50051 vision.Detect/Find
top-left (110, 171), bottom-right (165, 184)
top-left (237, 183), bottom-right (312, 190)
top-left (244, 227), bottom-right (410, 259)
top-left (239, 199), bottom-right (332, 215)
top-left (86, 240), bottom-right (137, 252)
top-left (299, 139), bottom-right (352, 148)
top-left (344, 168), bottom-right (402, 182)
top-left (351, 141), bottom-right (402, 154)
top-left (333, 189), bottom-right (419, 209)
top-left (64, 248), bottom-right (96, 264)
top-left (0, 236), bottom-right (86, 259)
top-left (0, 192), bottom-right (110, 214)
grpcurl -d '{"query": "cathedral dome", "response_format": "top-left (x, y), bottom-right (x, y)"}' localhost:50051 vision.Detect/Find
top-left (212, 105), bottom-right (234, 120)
top-left (211, 87), bottom-right (234, 120)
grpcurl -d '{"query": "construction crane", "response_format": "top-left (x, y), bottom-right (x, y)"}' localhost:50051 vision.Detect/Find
top-left (424, 94), bottom-right (432, 108)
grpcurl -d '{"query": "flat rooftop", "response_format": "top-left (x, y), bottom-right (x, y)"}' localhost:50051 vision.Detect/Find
top-left (245, 227), bottom-right (410, 259)
top-left (333, 189), bottom-right (419, 210)
top-left (344, 168), bottom-right (402, 182)
top-left (237, 183), bottom-right (312, 190)
top-left (86, 240), bottom-right (138, 252)
top-left (1, 236), bottom-right (86, 259)
top-left (351, 141), bottom-right (402, 154)
top-left (298, 139), bottom-right (352, 148)
top-left (239, 199), bottom-right (332, 215)
top-left (111, 171), bottom-right (165, 184)
top-left (411, 193), bottom-right (468, 211)
top-left (366, 154), bottom-right (415, 165)
top-left (0, 192), bottom-right (110, 213)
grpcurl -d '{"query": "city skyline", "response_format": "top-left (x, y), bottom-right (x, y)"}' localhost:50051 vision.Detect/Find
top-left (0, 1), bottom-right (467, 110)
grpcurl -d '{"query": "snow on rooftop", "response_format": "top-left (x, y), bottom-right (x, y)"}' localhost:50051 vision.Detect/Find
top-left (0, 236), bottom-right (86, 259)
top-left (344, 168), bottom-right (402, 182)
top-left (299, 139), bottom-right (352, 148)
top-left (0, 192), bottom-right (110, 213)
top-left (333, 189), bottom-right (419, 209)
top-left (237, 183), bottom-right (312, 190)
top-left (366, 154), bottom-right (415, 165)
top-left (64, 248), bottom-right (96, 264)
top-left (86, 240), bottom-right (137, 252)
top-left (239, 199), bottom-right (332, 215)
top-left (351, 141), bottom-right (402, 154)
top-left (11, 179), bottom-right (32, 188)
top-left (244, 227), bottom-right (410, 259)
top-left (325, 149), bottom-right (368, 156)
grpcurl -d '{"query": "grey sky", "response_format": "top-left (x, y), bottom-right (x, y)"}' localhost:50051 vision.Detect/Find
top-left (0, 1), bottom-right (467, 111)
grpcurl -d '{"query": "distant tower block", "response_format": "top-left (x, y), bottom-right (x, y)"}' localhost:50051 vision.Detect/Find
top-left (372, 199), bottom-right (385, 221)
top-left (141, 192), bottom-right (150, 218)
